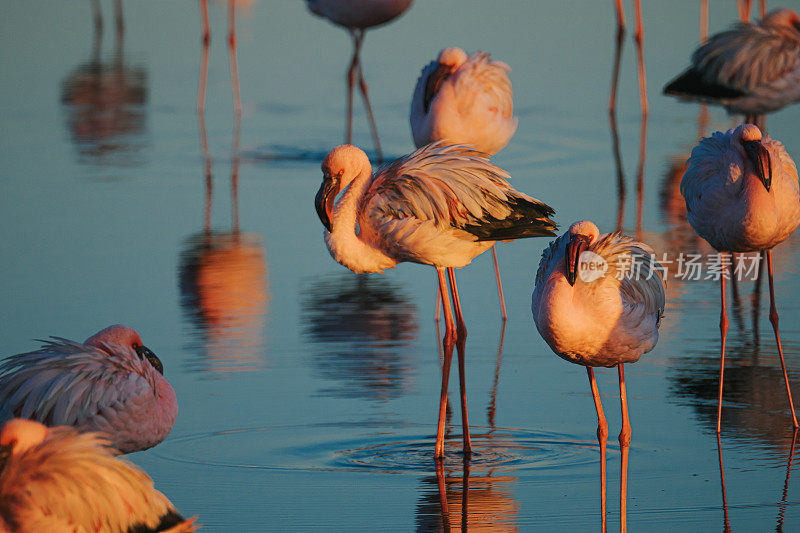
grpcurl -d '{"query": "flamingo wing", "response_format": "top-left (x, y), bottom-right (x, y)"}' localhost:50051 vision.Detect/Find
top-left (0, 338), bottom-right (154, 428)
top-left (363, 142), bottom-right (556, 242)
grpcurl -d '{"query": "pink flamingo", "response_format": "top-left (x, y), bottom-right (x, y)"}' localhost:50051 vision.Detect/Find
top-left (532, 220), bottom-right (666, 533)
top-left (680, 124), bottom-right (800, 432)
top-left (306, 0), bottom-right (414, 161)
top-left (410, 46), bottom-right (518, 320)
top-left (0, 325), bottom-right (177, 454)
top-left (0, 418), bottom-right (197, 532)
top-left (664, 8), bottom-right (800, 124)
top-left (314, 141), bottom-right (556, 458)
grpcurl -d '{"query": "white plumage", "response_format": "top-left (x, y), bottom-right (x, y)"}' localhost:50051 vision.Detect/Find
top-left (410, 47), bottom-right (518, 156)
top-left (314, 141), bottom-right (556, 458)
top-left (0, 325), bottom-right (177, 454)
top-left (665, 8), bottom-right (800, 116)
top-left (681, 123), bottom-right (800, 432)
top-left (0, 418), bottom-right (196, 533)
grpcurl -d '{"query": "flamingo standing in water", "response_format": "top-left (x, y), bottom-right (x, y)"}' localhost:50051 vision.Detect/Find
top-left (0, 325), bottom-right (177, 454)
top-left (410, 46), bottom-right (518, 320)
top-left (314, 141), bottom-right (557, 457)
top-left (0, 418), bottom-right (197, 532)
top-left (664, 8), bottom-right (800, 126)
top-left (306, 0), bottom-right (414, 162)
top-left (680, 124), bottom-right (800, 432)
top-left (532, 220), bottom-right (666, 532)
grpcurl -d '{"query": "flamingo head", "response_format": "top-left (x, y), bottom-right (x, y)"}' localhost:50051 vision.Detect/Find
top-left (761, 8), bottom-right (800, 30)
top-left (316, 145), bottom-right (369, 231)
top-left (85, 324), bottom-right (164, 375)
top-left (0, 419), bottom-right (48, 470)
top-left (735, 124), bottom-right (771, 192)
top-left (565, 221), bottom-right (600, 286)
top-left (423, 47), bottom-right (468, 112)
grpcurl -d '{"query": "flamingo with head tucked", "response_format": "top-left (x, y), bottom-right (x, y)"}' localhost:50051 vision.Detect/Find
top-left (0, 325), bottom-right (177, 454)
top-left (680, 123), bottom-right (800, 432)
top-left (664, 8), bottom-right (800, 125)
top-left (410, 46), bottom-right (518, 319)
top-left (0, 418), bottom-right (197, 532)
top-left (314, 141), bottom-right (556, 457)
top-left (532, 220), bottom-right (666, 533)
top-left (306, 0), bottom-right (414, 162)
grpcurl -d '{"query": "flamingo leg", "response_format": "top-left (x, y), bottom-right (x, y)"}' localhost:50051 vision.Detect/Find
top-left (198, 1), bottom-right (211, 113)
top-left (113, 0), bottom-right (124, 36)
top-left (447, 267), bottom-right (472, 455)
top-left (345, 30), bottom-right (360, 145)
top-left (633, 0), bottom-right (648, 117)
top-left (435, 268), bottom-right (457, 459)
top-left (491, 246), bottom-right (508, 321)
top-left (613, 0), bottom-right (626, 33)
top-left (738, 0), bottom-right (753, 23)
top-left (759, 0), bottom-right (766, 18)
top-left (434, 278), bottom-right (441, 323)
top-left (618, 363), bottom-right (631, 533)
top-left (716, 434), bottom-right (731, 532)
top-left (487, 321), bottom-right (507, 431)
top-left (228, 0), bottom-right (242, 115)
top-left (91, 0), bottom-right (103, 35)
top-left (587, 367), bottom-right (608, 533)
top-left (700, 0), bottom-right (709, 45)
top-left (717, 266), bottom-right (730, 434)
top-left (766, 249), bottom-right (799, 428)
top-left (608, 0), bottom-right (625, 114)
top-left (353, 33), bottom-right (383, 163)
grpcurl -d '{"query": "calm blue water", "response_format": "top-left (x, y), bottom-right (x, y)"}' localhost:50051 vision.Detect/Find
top-left (2, 0), bottom-right (800, 530)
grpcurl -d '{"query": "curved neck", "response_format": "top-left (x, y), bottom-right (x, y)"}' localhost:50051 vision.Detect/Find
top-left (332, 162), bottom-right (372, 236)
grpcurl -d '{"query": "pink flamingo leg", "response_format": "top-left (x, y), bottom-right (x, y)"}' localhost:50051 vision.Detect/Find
top-left (717, 266), bottom-right (729, 433)
top-left (345, 30), bottom-right (361, 145)
top-left (435, 268), bottom-right (457, 459)
top-left (113, 0), bottom-right (124, 35)
top-left (198, 0), bottom-right (210, 112)
top-left (618, 363), bottom-right (631, 533)
top-left (587, 367), bottom-right (608, 533)
top-left (353, 40), bottom-right (383, 163)
top-left (700, 0), bottom-right (709, 45)
top-left (766, 249), bottom-right (799, 428)
top-left (633, 0), bottom-right (648, 118)
top-left (228, 0), bottom-right (242, 115)
top-left (92, 0), bottom-right (103, 34)
top-left (434, 281), bottom-right (442, 323)
top-left (738, 0), bottom-right (753, 22)
top-left (447, 267), bottom-right (472, 455)
top-left (609, 0), bottom-right (625, 114)
top-left (491, 246), bottom-right (507, 321)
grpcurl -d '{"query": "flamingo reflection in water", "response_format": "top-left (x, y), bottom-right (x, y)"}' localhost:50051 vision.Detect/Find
top-left (0, 325), bottom-right (177, 454)
top-left (411, 46), bottom-right (518, 320)
top-left (62, 2), bottom-right (146, 167)
top-left (680, 124), bottom-right (800, 432)
top-left (314, 142), bottom-right (556, 458)
top-left (306, 0), bottom-right (414, 162)
top-left (301, 274), bottom-right (417, 401)
top-left (0, 418), bottom-right (197, 532)
top-left (532, 221), bottom-right (666, 533)
top-left (665, 8), bottom-right (800, 128)
top-left (178, 111), bottom-right (268, 374)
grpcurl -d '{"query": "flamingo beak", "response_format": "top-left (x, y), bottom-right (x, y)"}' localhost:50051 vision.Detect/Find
top-left (135, 345), bottom-right (163, 375)
top-left (0, 443), bottom-right (11, 472)
top-left (743, 140), bottom-right (772, 192)
top-left (424, 63), bottom-right (451, 113)
top-left (565, 234), bottom-right (591, 286)
top-left (315, 175), bottom-right (338, 232)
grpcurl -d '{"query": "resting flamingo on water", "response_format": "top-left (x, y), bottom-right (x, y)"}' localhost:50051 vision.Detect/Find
top-left (314, 141), bottom-right (557, 457)
top-left (0, 325), bottom-right (177, 454)
top-left (0, 418), bottom-right (197, 532)
top-left (664, 8), bottom-right (800, 124)
top-left (410, 46), bottom-right (518, 319)
top-left (680, 123), bottom-right (800, 432)
top-left (306, 0), bottom-right (414, 161)
top-left (532, 220), bottom-right (666, 532)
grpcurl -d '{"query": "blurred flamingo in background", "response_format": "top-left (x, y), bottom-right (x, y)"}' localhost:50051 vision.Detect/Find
top-left (680, 124), bottom-right (800, 432)
top-left (664, 8), bottom-right (800, 127)
top-left (314, 141), bottom-right (556, 457)
top-left (411, 46), bottom-right (518, 320)
top-left (0, 418), bottom-right (197, 532)
top-left (532, 220), bottom-right (666, 533)
top-left (306, 0), bottom-right (415, 162)
top-left (0, 325), bottom-right (177, 454)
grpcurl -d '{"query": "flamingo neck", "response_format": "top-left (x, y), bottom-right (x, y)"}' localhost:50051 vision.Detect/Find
top-left (326, 164), bottom-right (396, 273)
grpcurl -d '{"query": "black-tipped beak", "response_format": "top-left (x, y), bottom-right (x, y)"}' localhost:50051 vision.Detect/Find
top-left (135, 344), bottom-right (164, 375)
top-left (315, 176), bottom-right (338, 232)
top-left (743, 140), bottom-right (772, 192)
top-left (565, 234), bottom-right (591, 286)
top-left (424, 63), bottom-right (451, 113)
top-left (0, 443), bottom-right (12, 473)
